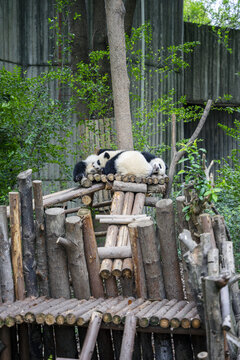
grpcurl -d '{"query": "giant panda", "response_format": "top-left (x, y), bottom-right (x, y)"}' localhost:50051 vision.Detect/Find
top-left (141, 151), bottom-right (167, 176)
top-left (102, 150), bottom-right (154, 177)
top-left (73, 149), bottom-right (112, 182)
top-left (92, 150), bottom-right (122, 172)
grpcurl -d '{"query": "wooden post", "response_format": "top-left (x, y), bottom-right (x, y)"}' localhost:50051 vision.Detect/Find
top-left (32, 181), bottom-right (55, 360)
top-left (17, 169), bottom-right (37, 297)
top-left (0, 206), bottom-right (14, 360)
top-left (57, 216), bottom-right (91, 299)
top-left (45, 207), bottom-right (78, 358)
top-left (128, 223), bottom-right (147, 298)
top-left (79, 311), bottom-right (103, 360)
top-left (202, 275), bottom-right (225, 360)
top-left (132, 219), bottom-right (165, 299)
top-left (156, 199), bottom-right (184, 300)
top-left (119, 314), bottom-right (137, 360)
top-left (9, 192), bottom-right (29, 359)
top-left (199, 214), bottom-right (216, 248)
top-left (32, 180), bottom-right (49, 296)
top-left (9, 192), bottom-right (25, 300)
top-left (77, 208), bottom-right (104, 298)
top-left (0, 206), bottom-right (14, 302)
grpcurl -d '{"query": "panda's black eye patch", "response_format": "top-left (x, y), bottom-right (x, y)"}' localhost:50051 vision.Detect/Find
top-left (97, 160), bottom-right (100, 165)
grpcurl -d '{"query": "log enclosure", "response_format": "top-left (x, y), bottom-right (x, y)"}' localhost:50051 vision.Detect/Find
top-left (0, 171), bottom-right (236, 360)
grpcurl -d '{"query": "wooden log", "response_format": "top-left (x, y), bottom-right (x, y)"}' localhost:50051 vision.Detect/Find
top-left (197, 352), bottom-right (208, 360)
top-left (119, 314), bottom-right (137, 360)
top-left (144, 196), bottom-right (158, 207)
top-left (81, 194), bottom-right (93, 206)
top-left (81, 177), bottom-right (92, 188)
top-left (202, 275), bottom-right (225, 359)
top-left (79, 311), bottom-right (102, 360)
top-left (212, 215), bottom-right (227, 251)
top-left (122, 258), bottom-right (133, 278)
top-left (160, 301), bottom-right (187, 328)
top-left (110, 298), bottom-right (145, 325)
top-left (115, 174), bottom-right (122, 181)
top-left (45, 299), bottom-right (83, 325)
top-left (146, 184), bottom-right (167, 194)
top-left (220, 284), bottom-right (231, 331)
top-left (150, 299), bottom-right (178, 326)
top-left (57, 216), bottom-right (91, 299)
top-left (32, 180), bottom-right (49, 297)
top-left (95, 231), bottom-right (107, 238)
top-left (199, 214), bottom-right (216, 248)
top-left (98, 246), bottom-right (131, 259)
top-left (112, 227), bottom-right (129, 277)
top-left (102, 298), bottom-right (134, 323)
top-left (45, 208), bottom-right (70, 299)
top-left (128, 223), bottom-right (147, 298)
top-left (45, 207), bottom-right (78, 358)
top-left (131, 193), bottom-right (145, 214)
top-left (99, 216), bottom-right (150, 224)
top-left (95, 214), bottom-right (147, 220)
top-left (132, 219), bottom-right (165, 299)
top-left (112, 181), bottom-right (147, 193)
top-left (156, 199), bottom-right (184, 300)
top-left (170, 302), bottom-right (196, 328)
top-left (181, 308), bottom-right (199, 329)
top-left (0, 206), bottom-right (14, 302)
top-left (208, 248), bottom-right (219, 277)
top-left (137, 300), bottom-right (168, 328)
top-left (99, 191), bottom-right (124, 280)
top-left (9, 192), bottom-right (25, 300)
top-left (77, 209), bottom-right (104, 298)
top-left (25, 298), bottom-right (68, 324)
top-left (107, 174), bottom-right (115, 182)
top-left (17, 169), bottom-right (38, 297)
top-left (179, 229), bottom-right (197, 252)
top-left (93, 173), bottom-right (101, 182)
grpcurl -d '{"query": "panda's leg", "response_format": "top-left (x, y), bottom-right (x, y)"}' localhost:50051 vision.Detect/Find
top-left (73, 161), bottom-right (86, 182)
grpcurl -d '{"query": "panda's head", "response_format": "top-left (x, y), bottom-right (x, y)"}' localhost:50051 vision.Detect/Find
top-left (93, 151), bottom-right (112, 170)
top-left (150, 158), bottom-right (167, 176)
top-left (85, 154), bottom-right (99, 174)
top-left (93, 150), bottom-right (121, 170)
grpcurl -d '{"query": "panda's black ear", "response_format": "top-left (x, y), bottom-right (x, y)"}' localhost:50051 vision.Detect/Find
top-left (104, 152), bottom-right (110, 159)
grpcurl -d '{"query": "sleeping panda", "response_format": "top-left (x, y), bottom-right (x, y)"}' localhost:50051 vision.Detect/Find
top-left (73, 149), bottom-right (113, 182)
top-left (92, 150), bottom-right (122, 172)
top-left (141, 151), bottom-right (167, 176)
top-left (100, 150), bottom-right (154, 177)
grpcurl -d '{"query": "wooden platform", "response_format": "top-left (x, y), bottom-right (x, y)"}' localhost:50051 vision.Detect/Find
top-left (0, 296), bottom-right (203, 334)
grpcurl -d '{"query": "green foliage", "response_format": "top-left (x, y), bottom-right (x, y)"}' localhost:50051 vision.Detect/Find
top-left (184, 0), bottom-right (211, 24)
top-left (177, 140), bottom-right (221, 220)
top-left (0, 66), bottom-right (73, 204)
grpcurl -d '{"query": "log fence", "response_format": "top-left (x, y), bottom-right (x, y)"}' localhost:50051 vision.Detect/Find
top-left (0, 169), bottom-right (238, 359)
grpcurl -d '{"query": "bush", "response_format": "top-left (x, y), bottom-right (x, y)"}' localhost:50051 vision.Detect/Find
top-left (0, 66), bottom-right (73, 204)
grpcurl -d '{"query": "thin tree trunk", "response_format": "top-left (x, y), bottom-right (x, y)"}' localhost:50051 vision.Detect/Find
top-left (105, 0), bottom-right (133, 149)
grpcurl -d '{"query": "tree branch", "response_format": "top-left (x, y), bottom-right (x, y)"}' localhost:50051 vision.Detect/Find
top-left (165, 99), bottom-right (213, 198)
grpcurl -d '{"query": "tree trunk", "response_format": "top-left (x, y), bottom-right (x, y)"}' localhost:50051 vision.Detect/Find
top-left (119, 314), bottom-right (137, 360)
top-left (105, 0), bottom-right (133, 149)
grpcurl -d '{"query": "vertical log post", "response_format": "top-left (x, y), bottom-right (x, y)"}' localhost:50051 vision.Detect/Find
top-left (0, 206), bottom-right (14, 360)
top-left (156, 199), bottom-right (184, 300)
top-left (9, 192), bottom-right (29, 360)
top-left (79, 311), bottom-right (103, 360)
top-left (32, 180), bottom-right (55, 360)
top-left (32, 180), bottom-right (49, 296)
top-left (202, 276), bottom-right (225, 359)
top-left (77, 208), bottom-right (114, 360)
top-left (57, 216), bottom-right (91, 299)
top-left (119, 314), bottom-right (137, 360)
top-left (17, 169), bottom-right (37, 296)
top-left (176, 196), bottom-right (194, 300)
top-left (45, 208), bottom-right (78, 359)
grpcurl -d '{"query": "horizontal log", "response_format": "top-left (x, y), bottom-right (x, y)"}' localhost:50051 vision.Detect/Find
top-left (98, 246), bottom-right (131, 259)
top-left (95, 214), bottom-right (147, 220)
top-left (99, 216), bottom-right (151, 225)
top-left (112, 181), bottom-right (147, 193)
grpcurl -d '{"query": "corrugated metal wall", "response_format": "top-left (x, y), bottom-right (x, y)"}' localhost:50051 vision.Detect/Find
top-left (0, 0), bottom-right (239, 194)
top-left (184, 22), bottom-right (240, 105)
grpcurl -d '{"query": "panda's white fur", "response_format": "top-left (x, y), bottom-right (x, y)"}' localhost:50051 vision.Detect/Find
top-left (93, 150), bottom-right (122, 171)
top-left (73, 154), bottom-right (98, 182)
top-left (149, 157), bottom-right (166, 175)
top-left (103, 151), bottom-right (153, 177)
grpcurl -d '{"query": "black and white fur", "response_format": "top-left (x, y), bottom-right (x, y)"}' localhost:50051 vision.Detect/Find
top-left (102, 150), bottom-right (154, 177)
top-left (73, 149), bottom-right (112, 182)
top-left (93, 150), bottom-right (122, 171)
top-left (141, 151), bottom-right (167, 176)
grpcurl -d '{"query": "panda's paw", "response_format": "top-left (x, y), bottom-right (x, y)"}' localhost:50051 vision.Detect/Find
top-left (73, 173), bottom-right (83, 182)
